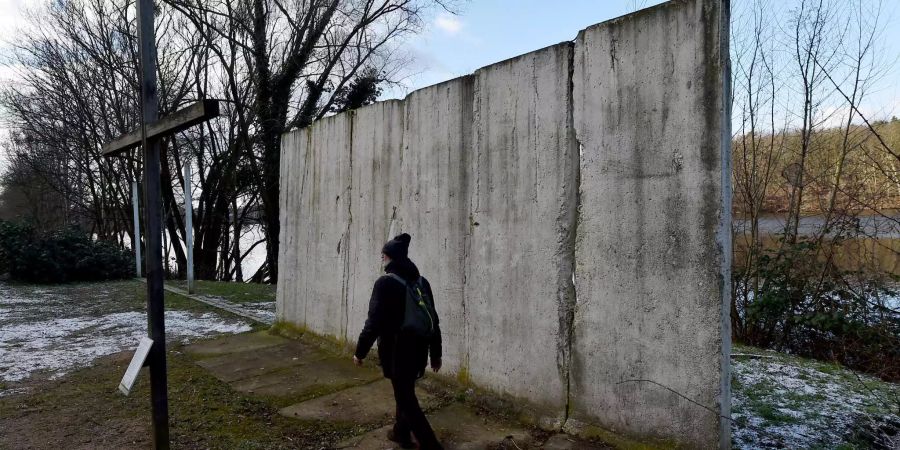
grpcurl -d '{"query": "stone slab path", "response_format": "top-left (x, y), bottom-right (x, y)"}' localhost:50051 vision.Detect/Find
top-left (186, 331), bottom-right (611, 449)
top-left (279, 379), bottom-right (438, 425)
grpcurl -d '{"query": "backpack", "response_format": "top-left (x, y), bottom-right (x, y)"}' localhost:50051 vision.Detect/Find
top-left (386, 274), bottom-right (436, 338)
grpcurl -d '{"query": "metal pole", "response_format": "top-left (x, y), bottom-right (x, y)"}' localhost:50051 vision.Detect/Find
top-left (132, 181), bottom-right (142, 277)
top-left (136, 0), bottom-right (169, 445)
top-left (184, 159), bottom-right (194, 294)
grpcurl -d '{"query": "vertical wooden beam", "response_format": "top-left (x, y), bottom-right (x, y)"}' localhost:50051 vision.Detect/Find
top-left (132, 181), bottom-right (142, 277)
top-left (136, 0), bottom-right (169, 445)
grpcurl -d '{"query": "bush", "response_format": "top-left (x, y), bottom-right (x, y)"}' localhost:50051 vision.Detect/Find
top-left (0, 221), bottom-right (134, 283)
top-left (733, 236), bottom-right (900, 381)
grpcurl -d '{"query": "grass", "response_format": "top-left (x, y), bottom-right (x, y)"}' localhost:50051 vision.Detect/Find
top-left (3, 278), bottom-right (619, 449)
top-left (732, 343), bottom-right (900, 448)
top-left (0, 280), bottom-right (332, 448)
top-left (2, 279), bottom-right (146, 314)
top-left (130, 280), bottom-right (271, 331)
top-left (3, 279), bottom-right (269, 317)
top-left (0, 345), bottom-right (360, 449)
top-left (167, 280), bottom-right (275, 304)
top-left (130, 281), bottom-right (252, 319)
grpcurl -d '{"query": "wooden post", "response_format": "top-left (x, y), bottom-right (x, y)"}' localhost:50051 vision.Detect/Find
top-left (101, 28), bottom-right (217, 450)
top-left (184, 158), bottom-right (194, 294)
top-left (100, 35), bottom-right (217, 450)
top-left (132, 181), bottom-right (142, 277)
top-left (136, 0), bottom-right (169, 445)
top-left (104, 104), bottom-right (219, 448)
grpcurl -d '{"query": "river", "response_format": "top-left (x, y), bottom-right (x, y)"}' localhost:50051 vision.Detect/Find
top-left (735, 212), bottom-right (900, 238)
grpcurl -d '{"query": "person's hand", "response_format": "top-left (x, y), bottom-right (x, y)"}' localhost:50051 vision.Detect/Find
top-left (431, 358), bottom-right (441, 373)
top-left (353, 355), bottom-right (363, 367)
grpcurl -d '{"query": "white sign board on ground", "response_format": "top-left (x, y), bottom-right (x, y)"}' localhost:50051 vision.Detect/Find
top-left (118, 337), bottom-right (154, 395)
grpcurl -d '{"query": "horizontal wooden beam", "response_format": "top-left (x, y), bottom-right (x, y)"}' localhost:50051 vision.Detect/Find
top-left (102, 99), bottom-right (220, 157)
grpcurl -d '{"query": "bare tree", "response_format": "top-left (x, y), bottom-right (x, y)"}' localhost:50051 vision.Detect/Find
top-left (731, 0), bottom-right (789, 337)
top-left (2, 0), bottom-right (449, 282)
top-left (166, 0), bottom-right (448, 281)
top-left (731, 0), bottom-right (900, 380)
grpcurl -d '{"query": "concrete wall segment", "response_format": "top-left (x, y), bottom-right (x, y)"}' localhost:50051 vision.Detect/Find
top-left (276, 1), bottom-right (731, 446)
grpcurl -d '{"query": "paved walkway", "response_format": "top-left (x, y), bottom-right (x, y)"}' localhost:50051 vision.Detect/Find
top-left (148, 280), bottom-right (276, 324)
top-left (185, 331), bottom-right (610, 449)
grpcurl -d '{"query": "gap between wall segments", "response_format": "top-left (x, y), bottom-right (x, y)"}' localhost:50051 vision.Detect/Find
top-left (340, 111), bottom-right (355, 344)
top-left (559, 40), bottom-right (581, 430)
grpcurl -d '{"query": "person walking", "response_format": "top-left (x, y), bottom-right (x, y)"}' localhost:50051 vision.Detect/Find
top-left (353, 233), bottom-right (444, 450)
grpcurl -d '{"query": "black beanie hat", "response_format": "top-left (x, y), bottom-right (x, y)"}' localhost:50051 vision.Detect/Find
top-left (382, 233), bottom-right (411, 260)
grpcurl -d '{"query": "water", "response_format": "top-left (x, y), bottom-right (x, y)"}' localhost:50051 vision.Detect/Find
top-left (735, 212), bottom-right (900, 238)
top-left (121, 224), bottom-right (267, 279)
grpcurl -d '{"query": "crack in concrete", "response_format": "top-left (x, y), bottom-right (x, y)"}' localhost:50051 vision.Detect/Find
top-left (557, 42), bottom-right (581, 429)
top-left (459, 77), bottom-right (475, 379)
top-left (340, 113), bottom-right (355, 344)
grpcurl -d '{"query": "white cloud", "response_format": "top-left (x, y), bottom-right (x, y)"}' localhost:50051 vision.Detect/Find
top-left (0, 0), bottom-right (40, 35)
top-left (434, 13), bottom-right (463, 35)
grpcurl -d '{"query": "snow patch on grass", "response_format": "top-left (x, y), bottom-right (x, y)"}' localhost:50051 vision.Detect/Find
top-left (0, 310), bottom-right (251, 383)
top-left (238, 301), bottom-right (275, 323)
top-left (732, 346), bottom-right (900, 448)
top-left (0, 281), bottom-right (253, 396)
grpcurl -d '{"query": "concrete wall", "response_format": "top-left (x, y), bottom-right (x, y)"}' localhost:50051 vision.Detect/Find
top-left (464, 43), bottom-right (578, 414)
top-left (398, 77), bottom-right (474, 375)
top-left (276, 114), bottom-right (352, 337)
top-left (570, 1), bottom-right (731, 448)
top-left (277, 0), bottom-right (731, 447)
top-left (345, 101), bottom-right (405, 344)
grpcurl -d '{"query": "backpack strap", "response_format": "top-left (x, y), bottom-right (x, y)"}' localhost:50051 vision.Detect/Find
top-left (387, 274), bottom-right (426, 293)
top-left (386, 273), bottom-right (407, 287)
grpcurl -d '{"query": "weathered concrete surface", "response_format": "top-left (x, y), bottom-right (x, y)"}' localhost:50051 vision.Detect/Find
top-left (187, 333), bottom-right (616, 448)
top-left (184, 331), bottom-right (286, 356)
top-left (276, 0), bottom-right (731, 446)
top-left (336, 404), bottom-right (532, 450)
top-left (278, 379), bottom-right (436, 424)
top-left (279, 114), bottom-right (353, 336)
top-left (229, 356), bottom-right (381, 397)
top-left (276, 130), bottom-right (300, 324)
top-left (542, 434), bottom-right (611, 450)
top-left (186, 333), bottom-right (380, 400)
top-left (397, 77), bottom-right (474, 375)
top-left (426, 405), bottom-right (532, 450)
top-left (346, 101), bottom-right (405, 343)
top-left (570, 0), bottom-right (731, 448)
top-left (196, 340), bottom-right (325, 382)
top-left (464, 42), bottom-right (578, 415)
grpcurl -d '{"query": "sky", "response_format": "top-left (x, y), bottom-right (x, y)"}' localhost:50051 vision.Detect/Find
top-left (0, 0), bottom-right (899, 164)
top-left (0, 0), bottom-right (668, 170)
top-left (388, 0), bottom-right (900, 124)
top-left (382, 0), bottom-right (668, 97)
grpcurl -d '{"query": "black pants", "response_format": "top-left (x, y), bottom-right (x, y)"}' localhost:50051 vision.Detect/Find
top-left (391, 376), bottom-right (441, 449)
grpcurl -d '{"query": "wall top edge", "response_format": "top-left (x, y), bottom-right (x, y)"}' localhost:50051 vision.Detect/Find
top-left (471, 41), bottom-right (573, 75)
top-left (288, 0), bottom-right (723, 137)
top-left (575, 0), bottom-right (714, 40)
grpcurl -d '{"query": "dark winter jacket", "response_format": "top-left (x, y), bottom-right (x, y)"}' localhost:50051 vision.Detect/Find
top-left (354, 258), bottom-right (442, 380)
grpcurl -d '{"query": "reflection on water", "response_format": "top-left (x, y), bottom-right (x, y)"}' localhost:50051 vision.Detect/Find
top-left (735, 213), bottom-right (900, 238)
top-left (124, 224), bottom-right (267, 279)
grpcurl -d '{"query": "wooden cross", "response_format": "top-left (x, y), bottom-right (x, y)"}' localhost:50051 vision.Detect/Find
top-left (101, 0), bottom-right (219, 446)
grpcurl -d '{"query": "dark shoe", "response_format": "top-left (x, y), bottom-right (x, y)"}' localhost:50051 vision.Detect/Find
top-left (387, 429), bottom-right (416, 449)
